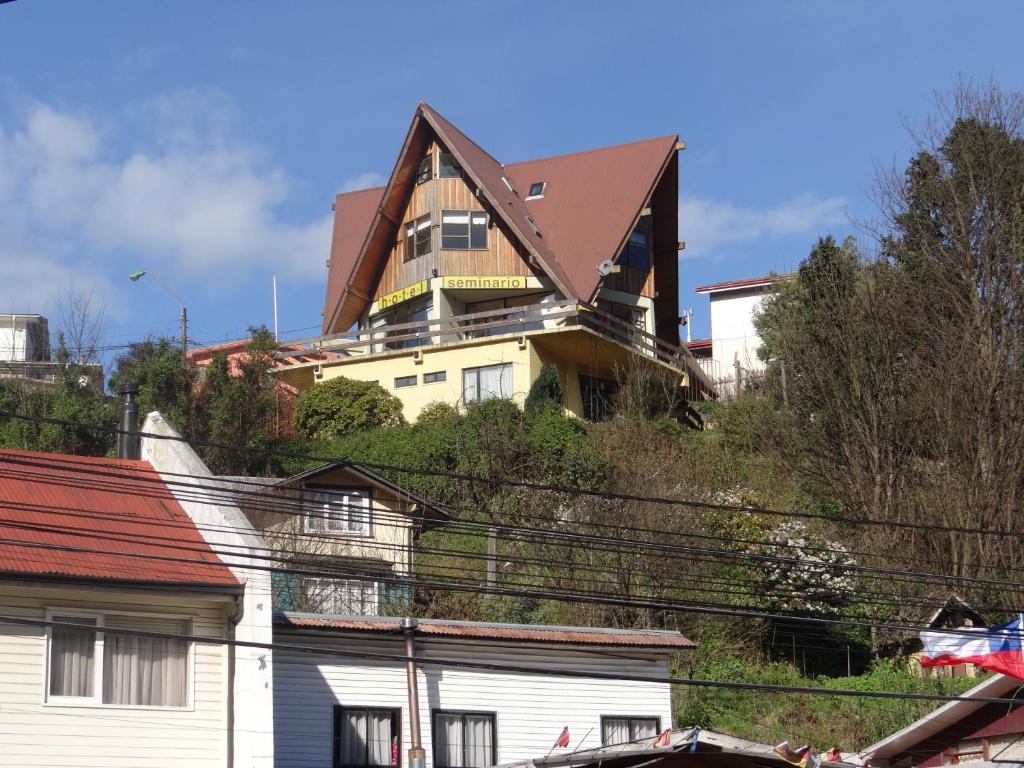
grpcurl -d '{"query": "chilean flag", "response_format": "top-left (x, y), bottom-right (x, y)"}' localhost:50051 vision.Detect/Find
top-left (920, 616), bottom-right (1024, 679)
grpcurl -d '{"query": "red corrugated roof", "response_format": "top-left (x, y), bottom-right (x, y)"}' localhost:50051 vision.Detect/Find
top-left (322, 103), bottom-right (679, 334)
top-left (0, 450), bottom-right (239, 589)
top-left (276, 613), bottom-right (695, 649)
top-left (694, 274), bottom-right (793, 294)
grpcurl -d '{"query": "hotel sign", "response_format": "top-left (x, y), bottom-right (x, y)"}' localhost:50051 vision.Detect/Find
top-left (377, 280), bottom-right (429, 309)
top-left (442, 276), bottom-right (529, 290)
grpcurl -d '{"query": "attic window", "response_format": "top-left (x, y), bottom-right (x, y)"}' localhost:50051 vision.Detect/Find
top-left (416, 155), bottom-right (432, 185)
top-left (439, 152), bottom-right (462, 178)
top-left (526, 182), bottom-right (546, 200)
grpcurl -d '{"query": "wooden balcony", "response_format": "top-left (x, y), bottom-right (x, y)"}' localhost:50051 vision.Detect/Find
top-left (278, 300), bottom-right (717, 400)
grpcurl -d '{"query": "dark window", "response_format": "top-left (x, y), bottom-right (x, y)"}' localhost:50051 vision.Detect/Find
top-left (404, 215), bottom-right (432, 262)
top-left (416, 155), bottom-right (432, 185)
top-left (424, 371), bottom-right (446, 384)
top-left (599, 300), bottom-right (647, 331)
top-left (369, 295), bottom-right (433, 351)
top-left (439, 152), bottom-right (462, 178)
top-left (600, 716), bottom-right (660, 745)
top-left (618, 220), bottom-right (650, 271)
top-left (334, 706), bottom-right (401, 768)
top-left (432, 711), bottom-right (496, 768)
top-left (441, 210), bottom-right (487, 250)
top-left (394, 375), bottom-right (417, 389)
top-left (527, 182), bottom-right (546, 198)
top-left (579, 375), bottom-right (617, 422)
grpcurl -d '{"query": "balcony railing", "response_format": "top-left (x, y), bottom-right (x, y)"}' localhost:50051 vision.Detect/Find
top-left (280, 300), bottom-right (717, 398)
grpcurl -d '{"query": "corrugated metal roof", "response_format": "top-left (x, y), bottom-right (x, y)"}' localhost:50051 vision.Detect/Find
top-left (693, 275), bottom-right (792, 294)
top-left (0, 450), bottom-right (239, 588)
top-left (275, 612), bottom-right (695, 649)
top-left (322, 103), bottom-right (679, 334)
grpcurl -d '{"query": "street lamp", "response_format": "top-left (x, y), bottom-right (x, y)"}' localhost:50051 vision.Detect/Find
top-left (128, 271), bottom-right (188, 358)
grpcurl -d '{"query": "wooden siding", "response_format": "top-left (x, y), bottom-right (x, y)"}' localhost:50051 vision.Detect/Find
top-left (0, 585), bottom-right (231, 768)
top-left (273, 634), bottom-right (674, 768)
top-left (603, 265), bottom-right (654, 297)
top-left (375, 169), bottom-right (540, 301)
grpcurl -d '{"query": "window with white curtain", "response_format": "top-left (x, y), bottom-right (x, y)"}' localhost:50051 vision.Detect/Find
top-left (462, 363), bottom-right (513, 404)
top-left (46, 611), bottom-right (191, 708)
top-left (334, 706), bottom-right (401, 767)
top-left (600, 716), bottom-right (660, 745)
top-left (306, 577), bottom-right (380, 615)
top-left (303, 487), bottom-right (372, 536)
top-left (433, 711), bottom-right (496, 768)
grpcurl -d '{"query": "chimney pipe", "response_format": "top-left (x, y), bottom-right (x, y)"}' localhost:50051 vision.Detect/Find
top-left (117, 382), bottom-right (140, 460)
top-left (401, 617), bottom-right (426, 768)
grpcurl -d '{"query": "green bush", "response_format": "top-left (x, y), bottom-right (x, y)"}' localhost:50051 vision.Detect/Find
top-left (524, 364), bottom-right (563, 414)
top-left (292, 377), bottom-right (405, 440)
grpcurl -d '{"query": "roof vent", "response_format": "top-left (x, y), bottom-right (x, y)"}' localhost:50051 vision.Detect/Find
top-left (525, 216), bottom-right (541, 237)
top-left (526, 182), bottom-right (546, 200)
top-left (501, 176), bottom-right (517, 195)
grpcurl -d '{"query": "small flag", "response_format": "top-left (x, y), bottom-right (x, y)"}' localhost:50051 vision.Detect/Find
top-left (555, 727), bottom-right (570, 748)
top-left (920, 616), bottom-right (1024, 680)
top-left (774, 742), bottom-right (812, 767)
top-left (825, 747), bottom-right (841, 762)
top-left (652, 729), bottom-right (672, 748)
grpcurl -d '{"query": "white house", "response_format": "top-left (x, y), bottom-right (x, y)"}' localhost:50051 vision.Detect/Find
top-left (0, 313), bottom-right (49, 363)
top-left (691, 275), bottom-right (790, 394)
top-left (272, 613), bottom-right (693, 768)
top-left (0, 414), bottom-right (274, 768)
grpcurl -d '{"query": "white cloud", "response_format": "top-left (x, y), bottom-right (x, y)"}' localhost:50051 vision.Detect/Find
top-left (340, 172), bottom-right (386, 192)
top-left (0, 99), bottom-right (332, 285)
top-left (680, 193), bottom-right (847, 259)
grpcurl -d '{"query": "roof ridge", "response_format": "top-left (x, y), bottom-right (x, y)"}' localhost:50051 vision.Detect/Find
top-left (334, 185), bottom-right (386, 200)
top-left (420, 102), bottom-right (507, 169)
top-left (505, 134), bottom-right (678, 169)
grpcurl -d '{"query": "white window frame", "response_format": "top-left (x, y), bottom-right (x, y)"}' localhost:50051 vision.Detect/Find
top-left (525, 181), bottom-right (546, 200)
top-left (307, 577), bottom-right (380, 616)
top-left (462, 363), bottom-right (513, 404)
top-left (303, 486), bottom-right (373, 537)
top-left (42, 608), bottom-right (195, 711)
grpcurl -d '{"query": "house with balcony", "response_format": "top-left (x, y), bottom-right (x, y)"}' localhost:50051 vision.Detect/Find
top-left (275, 103), bottom-right (715, 423)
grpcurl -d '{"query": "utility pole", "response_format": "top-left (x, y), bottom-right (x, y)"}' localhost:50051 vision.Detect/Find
top-left (129, 271), bottom-right (189, 361)
top-left (780, 358), bottom-right (789, 408)
top-left (402, 618), bottom-right (426, 768)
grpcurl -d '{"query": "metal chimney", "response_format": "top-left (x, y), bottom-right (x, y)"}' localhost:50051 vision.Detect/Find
top-left (116, 382), bottom-right (140, 460)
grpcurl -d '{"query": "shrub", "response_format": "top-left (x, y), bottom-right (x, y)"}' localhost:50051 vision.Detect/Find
top-left (292, 377), bottom-right (405, 440)
top-left (524, 364), bottom-right (563, 414)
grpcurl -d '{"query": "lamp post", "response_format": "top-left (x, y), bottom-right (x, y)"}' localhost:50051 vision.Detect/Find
top-left (128, 271), bottom-right (188, 359)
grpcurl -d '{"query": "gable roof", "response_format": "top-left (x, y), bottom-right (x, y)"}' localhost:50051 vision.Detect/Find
top-left (694, 274), bottom-right (793, 294)
top-left (274, 460), bottom-right (450, 530)
top-left (275, 612), bottom-right (695, 649)
top-left (0, 449), bottom-right (239, 590)
top-left (322, 103), bottom-right (680, 334)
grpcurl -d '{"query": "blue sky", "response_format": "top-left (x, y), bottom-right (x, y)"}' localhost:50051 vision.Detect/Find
top-left (1, 1), bottom-right (1022, 357)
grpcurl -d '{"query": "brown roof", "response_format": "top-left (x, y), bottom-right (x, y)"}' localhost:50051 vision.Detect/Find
top-left (322, 103), bottom-right (680, 334)
top-left (506, 135), bottom-right (678, 303)
top-left (276, 612), bottom-right (695, 649)
top-left (694, 274), bottom-right (793, 294)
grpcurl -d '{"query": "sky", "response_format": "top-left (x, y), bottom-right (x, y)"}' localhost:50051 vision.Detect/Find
top-left (1, 1), bottom-right (1022, 361)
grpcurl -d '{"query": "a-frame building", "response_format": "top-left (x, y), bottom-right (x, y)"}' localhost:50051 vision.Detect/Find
top-left (277, 103), bottom-right (715, 421)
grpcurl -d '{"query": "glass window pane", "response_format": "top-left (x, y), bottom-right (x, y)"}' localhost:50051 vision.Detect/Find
top-left (416, 156), bottom-right (432, 184)
top-left (435, 713), bottom-right (464, 767)
top-left (49, 616), bottom-right (96, 697)
top-left (602, 718), bottom-right (630, 745)
top-left (464, 715), bottom-right (493, 767)
top-left (102, 616), bottom-right (189, 706)
top-left (439, 152), bottom-right (462, 178)
top-left (631, 719), bottom-right (659, 740)
top-left (470, 214), bottom-right (487, 249)
top-left (462, 369), bottom-right (479, 403)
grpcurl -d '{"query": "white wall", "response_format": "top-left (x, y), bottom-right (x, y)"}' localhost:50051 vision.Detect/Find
top-left (0, 584), bottom-right (232, 768)
top-left (0, 315), bottom-right (48, 362)
top-left (708, 289), bottom-right (770, 374)
top-left (142, 412), bottom-right (275, 768)
top-left (273, 633), bottom-right (675, 768)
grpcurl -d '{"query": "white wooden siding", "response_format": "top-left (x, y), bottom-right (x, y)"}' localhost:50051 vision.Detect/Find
top-left (0, 585), bottom-right (233, 768)
top-left (273, 633), bottom-right (675, 768)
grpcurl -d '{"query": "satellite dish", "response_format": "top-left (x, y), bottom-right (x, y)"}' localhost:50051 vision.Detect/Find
top-left (597, 259), bottom-right (616, 277)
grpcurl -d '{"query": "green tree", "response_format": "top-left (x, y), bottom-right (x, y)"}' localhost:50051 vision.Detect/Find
top-left (109, 338), bottom-right (198, 434)
top-left (292, 376), bottom-right (406, 441)
top-left (524, 364), bottom-right (563, 414)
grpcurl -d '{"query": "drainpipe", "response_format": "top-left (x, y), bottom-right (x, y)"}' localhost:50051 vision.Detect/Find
top-left (116, 382), bottom-right (140, 460)
top-left (402, 617), bottom-right (426, 768)
top-left (226, 595), bottom-right (244, 768)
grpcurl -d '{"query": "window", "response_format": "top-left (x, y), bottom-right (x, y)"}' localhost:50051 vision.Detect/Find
top-left (416, 155), bottom-right (432, 184)
top-left (334, 706), bottom-right (401, 767)
top-left (598, 300), bottom-right (647, 331)
top-left (369, 294), bottom-right (433, 351)
top-left (404, 215), bottom-right (432, 261)
top-left (441, 210), bottom-right (487, 250)
top-left (526, 182), bottom-right (546, 199)
top-left (433, 711), bottom-right (496, 768)
top-left (617, 220), bottom-right (651, 271)
top-left (464, 292), bottom-right (554, 338)
top-left (46, 611), bottom-right (191, 708)
top-left (601, 716), bottom-right (660, 745)
top-left (463, 363), bottom-right (513, 404)
top-left (304, 487), bottom-right (372, 536)
top-left (439, 152), bottom-right (462, 178)
top-left (307, 577), bottom-right (380, 616)
top-left (579, 375), bottom-right (617, 422)
top-left (424, 371), bottom-right (446, 384)
top-left (394, 375), bottom-right (417, 389)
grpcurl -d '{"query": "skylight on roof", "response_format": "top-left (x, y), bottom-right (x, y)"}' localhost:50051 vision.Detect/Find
top-left (526, 182), bottom-right (546, 200)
